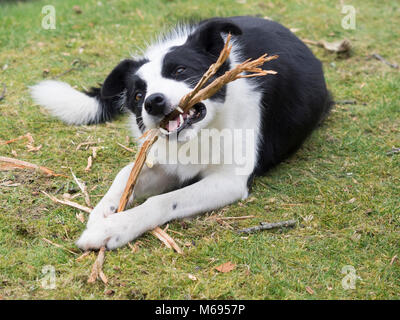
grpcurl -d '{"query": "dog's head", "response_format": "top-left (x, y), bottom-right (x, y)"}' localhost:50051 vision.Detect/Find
top-left (101, 19), bottom-right (242, 140)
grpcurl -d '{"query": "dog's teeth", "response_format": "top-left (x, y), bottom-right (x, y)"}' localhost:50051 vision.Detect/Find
top-left (179, 114), bottom-right (184, 126)
top-left (189, 109), bottom-right (195, 116)
top-left (160, 128), bottom-right (169, 135)
top-left (176, 106), bottom-right (184, 113)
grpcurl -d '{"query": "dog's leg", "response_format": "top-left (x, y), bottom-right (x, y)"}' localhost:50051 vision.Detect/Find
top-left (77, 172), bottom-right (249, 250)
top-left (87, 163), bottom-right (173, 228)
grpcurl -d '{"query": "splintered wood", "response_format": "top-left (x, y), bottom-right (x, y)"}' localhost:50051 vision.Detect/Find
top-left (0, 156), bottom-right (67, 177)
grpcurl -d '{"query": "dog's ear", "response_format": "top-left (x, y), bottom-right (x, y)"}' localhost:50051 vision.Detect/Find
top-left (101, 59), bottom-right (139, 98)
top-left (190, 19), bottom-right (242, 56)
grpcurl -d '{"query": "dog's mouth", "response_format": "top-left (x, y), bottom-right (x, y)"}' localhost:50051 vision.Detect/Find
top-left (163, 103), bottom-right (207, 134)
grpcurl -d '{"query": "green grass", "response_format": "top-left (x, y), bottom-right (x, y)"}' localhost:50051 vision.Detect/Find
top-left (0, 0), bottom-right (399, 300)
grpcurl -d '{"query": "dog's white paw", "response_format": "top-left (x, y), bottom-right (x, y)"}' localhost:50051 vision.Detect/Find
top-left (76, 213), bottom-right (138, 251)
top-left (86, 199), bottom-right (118, 228)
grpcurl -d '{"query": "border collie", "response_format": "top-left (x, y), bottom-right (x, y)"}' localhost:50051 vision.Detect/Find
top-left (31, 16), bottom-right (332, 250)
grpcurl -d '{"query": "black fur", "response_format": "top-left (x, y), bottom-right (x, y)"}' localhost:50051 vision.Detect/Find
top-left (84, 59), bottom-right (148, 125)
top-left (223, 16), bottom-right (332, 175)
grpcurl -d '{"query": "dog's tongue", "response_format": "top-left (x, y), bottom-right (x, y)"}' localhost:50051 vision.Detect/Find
top-left (165, 115), bottom-right (181, 132)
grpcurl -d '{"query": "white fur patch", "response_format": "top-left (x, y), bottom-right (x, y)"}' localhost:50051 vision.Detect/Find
top-left (30, 80), bottom-right (100, 125)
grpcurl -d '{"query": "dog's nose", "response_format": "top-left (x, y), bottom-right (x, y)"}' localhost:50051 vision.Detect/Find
top-left (144, 93), bottom-right (167, 116)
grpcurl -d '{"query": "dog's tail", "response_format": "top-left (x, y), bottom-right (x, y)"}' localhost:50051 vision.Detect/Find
top-left (30, 80), bottom-right (123, 125)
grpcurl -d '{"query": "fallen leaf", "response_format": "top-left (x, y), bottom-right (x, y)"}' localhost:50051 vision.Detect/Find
top-left (215, 261), bottom-right (236, 273)
top-left (104, 289), bottom-right (115, 296)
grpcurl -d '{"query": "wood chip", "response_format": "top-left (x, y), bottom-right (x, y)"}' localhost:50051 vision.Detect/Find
top-left (76, 212), bottom-right (85, 223)
top-left (91, 146), bottom-right (100, 158)
top-left (85, 155), bottom-right (93, 172)
top-left (27, 144), bottom-right (42, 152)
top-left (306, 286), bottom-right (315, 294)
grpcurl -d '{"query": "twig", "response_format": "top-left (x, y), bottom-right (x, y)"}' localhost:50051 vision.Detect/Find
top-left (386, 147), bottom-right (400, 155)
top-left (0, 156), bottom-right (67, 177)
top-left (76, 251), bottom-right (91, 262)
top-left (0, 83), bottom-right (6, 101)
top-left (237, 219), bottom-right (297, 234)
top-left (151, 227), bottom-right (183, 254)
top-left (87, 247), bottom-right (107, 284)
top-left (116, 142), bottom-right (135, 153)
top-left (0, 132), bottom-right (34, 146)
top-left (207, 215), bottom-right (255, 221)
top-left (75, 141), bottom-right (97, 151)
top-left (84, 155), bottom-right (93, 172)
top-left (53, 59), bottom-right (87, 79)
top-left (117, 129), bottom-right (159, 212)
top-left (41, 191), bottom-right (92, 213)
top-left (335, 99), bottom-right (356, 105)
top-left (372, 53), bottom-right (399, 69)
top-left (42, 238), bottom-right (78, 255)
top-left (70, 170), bottom-right (91, 207)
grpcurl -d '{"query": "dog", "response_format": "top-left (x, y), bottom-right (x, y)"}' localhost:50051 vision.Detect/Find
top-left (31, 16), bottom-right (332, 250)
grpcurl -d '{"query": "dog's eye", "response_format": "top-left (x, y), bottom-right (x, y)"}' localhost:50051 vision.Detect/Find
top-left (135, 92), bottom-right (143, 101)
top-left (174, 67), bottom-right (186, 76)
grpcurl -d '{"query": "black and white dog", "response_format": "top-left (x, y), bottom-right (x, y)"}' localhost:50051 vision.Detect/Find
top-left (31, 16), bottom-right (332, 250)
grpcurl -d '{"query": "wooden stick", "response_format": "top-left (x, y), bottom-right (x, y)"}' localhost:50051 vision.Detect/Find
top-left (151, 227), bottom-right (183, 254)
top-left (0, 132), bottom-right (34, 145)
top-left (117, 129), bottom-right (159, 212)
top-left (372, 53), bottom-right (399, 69)
top-left (87, 246), bottom-right (107, 284)
top-left (237, 219), bottom-right (297, 234)
top-left (42, 238), bottom-right (78, 255)
top-left (70, 170), bottom-right (91, 207)
top-left (41, 191), bottom-right (92, 214)
top-left (0, 156), bottom-right (67, 177)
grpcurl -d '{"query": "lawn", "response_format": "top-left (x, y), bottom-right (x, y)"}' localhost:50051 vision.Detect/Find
top-left (0, 0), bottom-right (399, 300)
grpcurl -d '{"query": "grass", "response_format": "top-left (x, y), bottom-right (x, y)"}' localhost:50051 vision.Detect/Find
top-left (0, 0), bottom-right (399, 300)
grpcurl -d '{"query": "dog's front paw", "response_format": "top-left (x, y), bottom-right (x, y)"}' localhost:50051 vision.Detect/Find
top-left (86, 200), bottom-right (118, 228)
top-left (76, 214), bottom-right (138, 251)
